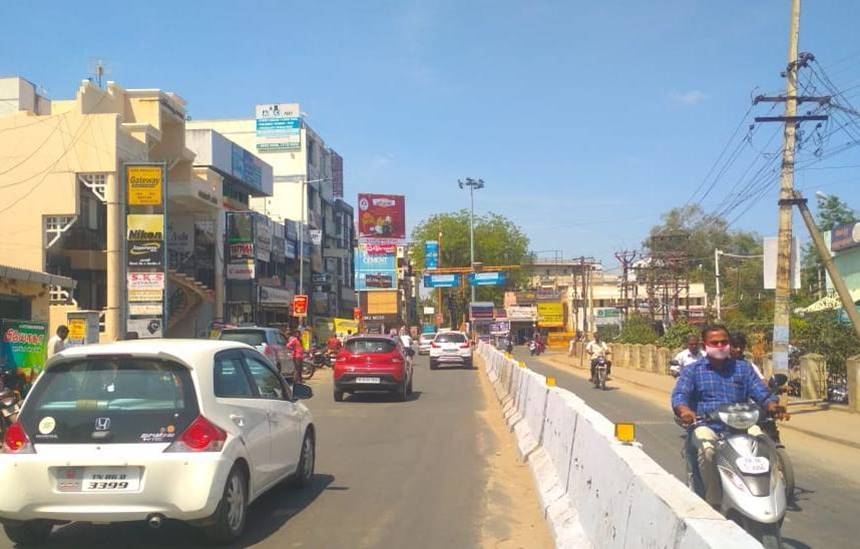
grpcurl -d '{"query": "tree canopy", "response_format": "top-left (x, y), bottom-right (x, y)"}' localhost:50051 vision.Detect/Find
top-left (411, 210), bottom-right (531, 309)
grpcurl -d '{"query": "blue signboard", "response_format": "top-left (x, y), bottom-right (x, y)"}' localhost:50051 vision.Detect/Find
top-left (355, 248), bottom-right (398, 291)
top-left (425, 241), bottom-right (439, 269)
top-left (230, 144), bottom-right (264, 191)
top-left (423, 274), bottom-right (461, 288)
top-left (468, 272), bottom-right (506, 286)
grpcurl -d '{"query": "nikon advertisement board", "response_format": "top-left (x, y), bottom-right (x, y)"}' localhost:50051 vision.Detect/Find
top-left (124, 163), bottom-right (167, 339)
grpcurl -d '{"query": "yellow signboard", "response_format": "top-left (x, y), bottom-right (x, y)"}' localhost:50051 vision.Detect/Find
top-left (367, 291), bottom-right (398, 315)
top-left (127, 214), bottom-right (164, 242)
top-left (127, 165), bottom-right (163, 206)
top-left (537, 302), bottom-right (564, 328)
top-left (68, 318), bottom-right (87, 341)
top-left (334, 318), bottom-right (359, 336)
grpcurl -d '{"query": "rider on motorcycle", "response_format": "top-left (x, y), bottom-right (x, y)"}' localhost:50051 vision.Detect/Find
top-left (671, 324), bottom-right (787, 506)
top-left (586, 332), bottom-right (611, 382)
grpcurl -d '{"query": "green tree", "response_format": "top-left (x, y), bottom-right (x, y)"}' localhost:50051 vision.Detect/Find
top-left (411, 210), bottom-right (532, 321)
top-left (792, 311), bottom-right (860, 376)
top-left (656, 320), bottom-right (699, 349)
top-left (617, 314), bottom-right (658, 344)
top-left (800, 194), bottom-right (857, 298)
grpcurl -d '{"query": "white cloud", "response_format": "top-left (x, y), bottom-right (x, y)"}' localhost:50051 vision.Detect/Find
top-left (670, 89), bottom-right (708, 106)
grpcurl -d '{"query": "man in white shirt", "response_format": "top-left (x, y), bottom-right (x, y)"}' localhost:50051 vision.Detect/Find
top-left (673, 335), bottom-right (705, 371)
top-left (586, 332), bottom-right (611, 381)
top-left (47, 325), bottom-right (69, 358)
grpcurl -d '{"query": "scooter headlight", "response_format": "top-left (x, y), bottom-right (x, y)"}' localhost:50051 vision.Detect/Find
top-left (718, 408), bottom-right (760, 430)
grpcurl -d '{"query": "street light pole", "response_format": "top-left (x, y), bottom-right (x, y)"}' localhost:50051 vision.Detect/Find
top-left (458, 177), bottom-right (484, 303)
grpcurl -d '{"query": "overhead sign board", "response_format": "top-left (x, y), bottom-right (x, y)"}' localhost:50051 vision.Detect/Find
top-left (468, 272), bottom-right (506, 286)
top-left (423, 274), bottom-right (461, 288)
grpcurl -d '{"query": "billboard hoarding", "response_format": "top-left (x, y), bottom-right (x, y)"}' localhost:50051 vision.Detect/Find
top-left (366, 291), bottom-right (398, 315)
top-left (0, 320), bottom-right (47, 388)
top-left (355, 246), bottom-right (398, 291)
top-left (537, 302), bottom-right (565, 328)
top-left (831, 222), bottom-right (860, 252)
top-left (425, 241), bottom-right (439, 269)
top-left (357, 194), bottom-right (406, 244)
top-left (255, 103), bottom-right (302, 152)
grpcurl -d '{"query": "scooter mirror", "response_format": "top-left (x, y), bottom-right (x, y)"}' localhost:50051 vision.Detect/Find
top-left (771, 373), bottom-right (789, 387)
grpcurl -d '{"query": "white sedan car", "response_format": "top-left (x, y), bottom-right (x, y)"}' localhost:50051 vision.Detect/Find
top-left (428, 331), bottom-right (474, 369)
top-left (0, 339), bottom-right (315, 545)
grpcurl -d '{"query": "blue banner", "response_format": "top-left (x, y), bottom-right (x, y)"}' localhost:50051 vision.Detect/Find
top-left (425, 240), bottom-right (439, 270)
top-left (468, 272), bottom-right (506, 286)
top-left (355, 248), bottom-right (398, 291)
top-left (423, 274), bottom-right (461, 288)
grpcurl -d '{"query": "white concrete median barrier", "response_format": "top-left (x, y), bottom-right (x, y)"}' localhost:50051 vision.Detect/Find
top-left (476, 345), bottom-right (760, 549)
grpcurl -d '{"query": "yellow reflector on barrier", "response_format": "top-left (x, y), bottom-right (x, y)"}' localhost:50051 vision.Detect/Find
top-left (518, 361), bottom-right (527, 368)
top-left (615, 423), bottom-right (636, 444)
top-left (546, 377), bottom-right (557, 387)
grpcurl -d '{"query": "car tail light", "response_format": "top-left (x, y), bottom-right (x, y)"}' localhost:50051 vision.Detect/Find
top-left (431, 342), bottom-right (440, 348)
top-left (390, 356), bottom-right (403, 364)
top-left (460, 343), bottom-right (471, 349)
top-left (165, 416), bottom-right (227, 453)
top-left (3, 423), bottom-right (34, 454)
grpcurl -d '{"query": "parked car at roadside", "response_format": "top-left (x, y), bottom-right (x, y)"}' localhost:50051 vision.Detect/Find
top-left (217, 326), bottom-right (295, 381)
top-left (333, 335), bottom-right (414, 402)
top-left (429, 331), bottom-right (473, 370)
top-left (0, 339), bottom-right (315, 545)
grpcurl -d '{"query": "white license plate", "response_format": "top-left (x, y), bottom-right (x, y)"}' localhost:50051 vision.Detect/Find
top-left (355, 377), bottom-right (381, 384)
top-left (736, 456), bottom-right (769, 475)
top-left (57, 467), bottom-right (141, 492)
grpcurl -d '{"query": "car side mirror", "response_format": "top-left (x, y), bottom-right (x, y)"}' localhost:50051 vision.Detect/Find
top-left (292, 383), bottom-right (313, 400)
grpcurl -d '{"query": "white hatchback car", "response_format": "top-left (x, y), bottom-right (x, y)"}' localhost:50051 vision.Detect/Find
top-left (417, 333), bottom-right (435, 355)
top-left (0, 339), bottom-right (315, 545)
top-left (428, 331), bottom-right (473, 369)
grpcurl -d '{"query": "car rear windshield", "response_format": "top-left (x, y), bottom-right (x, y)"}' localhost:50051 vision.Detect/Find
top-left (219, 330), bottom-right (266, 346)
top-left (435, 333), bottom-right (467, 343)
top-left (420, 334), bottom-right (435, 341)
top-left (344, 339), bottom-right (397, 355)
top-left (20, 357), bottom-right (198, 445)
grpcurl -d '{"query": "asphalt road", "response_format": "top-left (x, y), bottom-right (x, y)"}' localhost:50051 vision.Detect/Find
top-left (521, 348), bottom-right (860, 549)
top-left (0, 355), bottom-right (550, 548)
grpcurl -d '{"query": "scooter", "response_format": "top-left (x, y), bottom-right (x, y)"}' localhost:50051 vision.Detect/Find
top-left (682, 404), bottom-right (788, 548)
top-left (592, 357), bottom-right (609, 390)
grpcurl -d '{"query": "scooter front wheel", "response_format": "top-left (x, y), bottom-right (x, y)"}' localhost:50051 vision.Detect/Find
top-left (742, 518), bottom-right (783, 549)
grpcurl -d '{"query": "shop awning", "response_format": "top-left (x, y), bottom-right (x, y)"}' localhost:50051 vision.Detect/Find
top-left (799, 289), bottom-right (860, 313)
top-left (0, 264), bottom-right (76, 289)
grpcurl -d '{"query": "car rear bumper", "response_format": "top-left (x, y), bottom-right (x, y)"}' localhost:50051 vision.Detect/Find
top-left (0, 450), bottom-right (233, 523)
top-left (430, 353), bottom-right (472, 363)
top-left (335, 374), bottom-right (401, 392)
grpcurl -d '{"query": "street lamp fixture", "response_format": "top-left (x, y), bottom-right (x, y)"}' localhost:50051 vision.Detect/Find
top-left (458, 177), bottom-right (485, 302)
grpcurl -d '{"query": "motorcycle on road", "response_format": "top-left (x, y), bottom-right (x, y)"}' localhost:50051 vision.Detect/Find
top-left (681, 403), bottom-right (788, 548)
top-left (592, 357), bottom-right (608, 390)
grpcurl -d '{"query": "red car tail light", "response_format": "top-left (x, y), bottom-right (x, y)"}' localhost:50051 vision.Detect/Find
top-left (165, 416), bottom-right (227, 453)
top-left (431, 342), bottom-right (440, 348)
top-left (3, 423), bottom-right (34, 454)
top-left (460, 343), bottom-right (471, 349)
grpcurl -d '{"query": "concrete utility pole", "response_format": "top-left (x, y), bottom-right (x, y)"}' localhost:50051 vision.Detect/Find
top-left (458, 178), bottom-right (484, 303)
top-left (772, 0), bottom-right (802, 374)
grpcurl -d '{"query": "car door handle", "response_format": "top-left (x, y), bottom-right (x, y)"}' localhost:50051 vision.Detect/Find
top-left (267, 411), bottom-right (281, 424)
top-left (229, 414), bottom-right (245, 427)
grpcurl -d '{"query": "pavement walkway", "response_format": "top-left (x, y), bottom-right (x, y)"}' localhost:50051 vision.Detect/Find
top-left (547, 351), bottom-right (860, 450)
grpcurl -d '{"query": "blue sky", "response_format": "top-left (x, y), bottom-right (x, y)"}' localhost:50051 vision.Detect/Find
top-left (2, 1), bottom-right (859, 267)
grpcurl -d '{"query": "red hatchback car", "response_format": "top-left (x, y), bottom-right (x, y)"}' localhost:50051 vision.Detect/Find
top-left (333, 336), bottom-right (415, 402)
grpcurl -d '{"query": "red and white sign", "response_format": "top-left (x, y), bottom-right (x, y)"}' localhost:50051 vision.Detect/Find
top-left (127, 272), bottom-right (165, 290)
top-left (293, 294), bottom-right (309, 317)
top-left (227, 261), bottom-right (256, 280)
top-left (353, 307), bottom-right (363, 321)
top-left (363, 243), bottom-right (398, 255)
